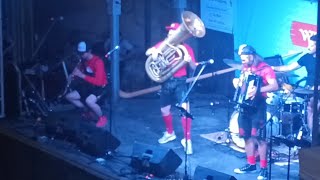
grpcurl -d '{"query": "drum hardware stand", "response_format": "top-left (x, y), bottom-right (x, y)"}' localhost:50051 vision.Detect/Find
top-left (175, 62), bottom-right (209, 180)
top-left (26, 16), bottom-right (61, 102)
top-left (22, 72), bottom-right (51, 118)
top-left (293, 78), bottom-right (309, 139)
top-left (296, 95), bottom-right (310, 140)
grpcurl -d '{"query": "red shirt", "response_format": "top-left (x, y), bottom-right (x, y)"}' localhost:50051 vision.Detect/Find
top-left (243, 61), bottom-right (276, 97)
top-left (83, 55), bottom-right (107, 86)
top-left (154, 41), bottom-right (196, 78)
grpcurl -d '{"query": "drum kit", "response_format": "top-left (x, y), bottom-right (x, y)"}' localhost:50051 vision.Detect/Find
top-left (223, 59), bottom-right (312, 149)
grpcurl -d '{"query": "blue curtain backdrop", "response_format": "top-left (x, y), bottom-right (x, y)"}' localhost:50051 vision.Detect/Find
top-left (233, 0), bottom-right (317, 84)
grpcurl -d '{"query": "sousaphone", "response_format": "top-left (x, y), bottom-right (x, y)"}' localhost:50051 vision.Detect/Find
top-left (145, 11), bottom-right (206, 83)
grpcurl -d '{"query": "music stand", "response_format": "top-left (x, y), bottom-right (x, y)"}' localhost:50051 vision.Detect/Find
top-left (272, 136), bottom-right (311, 180)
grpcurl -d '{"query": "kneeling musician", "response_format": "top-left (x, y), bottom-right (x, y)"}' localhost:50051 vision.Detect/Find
top-left (233, 44), bottom-right (278, 180)
top-left (65, 41), bottom-right (108, 128)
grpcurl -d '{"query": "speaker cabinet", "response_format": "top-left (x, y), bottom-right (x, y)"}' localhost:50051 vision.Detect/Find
top-left (194, 166), bottom-right (237, 180)
top-left (130, 141), bottom-right (182, 178)
top-left (46, 118), bottom-right (120, 157)
top-left (299, 147), bottom-right (320, 179)
top-left (76, 125), bottom-right (121, 157)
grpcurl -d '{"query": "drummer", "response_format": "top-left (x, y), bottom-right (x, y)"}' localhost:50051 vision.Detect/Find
top-left (272, 34), bottom-right (318, 138)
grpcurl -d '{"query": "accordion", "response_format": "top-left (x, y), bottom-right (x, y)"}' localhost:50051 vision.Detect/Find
top-left (233, 73), bottom-right (262, 107)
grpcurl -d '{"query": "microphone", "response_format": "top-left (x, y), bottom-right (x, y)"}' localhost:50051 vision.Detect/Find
top-left (196, 59), bottom-right (214, 66)
top-left (105, 45), bottom-right (120, 58)
top-left (295, 77), bottom-right (307, 87)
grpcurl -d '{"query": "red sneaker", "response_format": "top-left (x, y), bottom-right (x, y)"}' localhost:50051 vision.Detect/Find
top-left (96, 116), bottom-right (107, 127)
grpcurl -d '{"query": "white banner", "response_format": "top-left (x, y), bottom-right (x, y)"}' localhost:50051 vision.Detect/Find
top-left (200, 0), bottom-right (233, 34)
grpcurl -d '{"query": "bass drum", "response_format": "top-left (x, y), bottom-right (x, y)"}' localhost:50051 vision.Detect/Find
top-left (229, 111), bottom-right (245, 149)
top-left (229, 110), bottom-right (280, 149)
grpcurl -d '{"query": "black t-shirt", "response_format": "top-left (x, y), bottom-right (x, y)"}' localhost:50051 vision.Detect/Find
top-left (297, 53), bottom-right (317, 86)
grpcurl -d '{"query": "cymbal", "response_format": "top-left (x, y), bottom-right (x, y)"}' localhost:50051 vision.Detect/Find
top-left (293, 88), bottom-right (314, 95)
top-left (275, 72), bottom-right (299, 78)
top-left (223, 59), bottom-right (242, 69)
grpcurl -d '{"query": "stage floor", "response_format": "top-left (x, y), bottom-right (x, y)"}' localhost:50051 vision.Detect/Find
top-left (0, 92), bottom-right (300, 180)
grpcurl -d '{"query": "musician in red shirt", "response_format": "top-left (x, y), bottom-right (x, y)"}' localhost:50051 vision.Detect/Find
top-left (65, 41), bottom-right (108, 128)
top-left (145, 23), bottom-right (197, 155)
top-left (232, 45), bottom-right (278, 179)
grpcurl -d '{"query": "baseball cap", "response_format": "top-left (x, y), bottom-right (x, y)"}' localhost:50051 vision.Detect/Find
top-left (237, 44), bottom-right (256, 55)
top-left (77, 41), bottom-right (87, 52)
top-left (165, 23), bottom-right (180, 31)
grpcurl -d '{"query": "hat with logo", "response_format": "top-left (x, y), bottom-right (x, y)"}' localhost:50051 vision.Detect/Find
top-left (237, 44), bottom-right (256, 55)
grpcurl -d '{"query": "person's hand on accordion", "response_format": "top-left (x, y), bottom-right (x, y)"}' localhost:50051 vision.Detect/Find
top-left (247, 85), bottom-right (258, 100)
top-left (232, 78), bottom-right (240, 88)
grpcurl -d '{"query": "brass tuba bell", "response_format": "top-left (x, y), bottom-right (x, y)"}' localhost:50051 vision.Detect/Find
top-left (145, 11), bottom-right (206, 83)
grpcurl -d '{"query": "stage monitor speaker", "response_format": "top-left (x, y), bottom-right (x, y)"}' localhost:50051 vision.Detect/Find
top-left (76, 124), bottom-right (121, 157)
top-left (130, 141), bottom-right (182, 178)
top-left (194, 166), bottom-right (237, 180)
top-left (45, 115), bottom-right (120, 157)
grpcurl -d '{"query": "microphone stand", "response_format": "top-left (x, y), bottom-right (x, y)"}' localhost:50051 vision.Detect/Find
top-left (179, 63), bottom-right (208, 105)
top-left (30, 18), bottom-right (61, 62)
top-left (175, 63), bottom-right (208, 180)
top-left (104, 46), bottom-right (119, 157)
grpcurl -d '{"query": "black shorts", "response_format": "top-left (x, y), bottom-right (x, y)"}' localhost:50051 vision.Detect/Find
top-left (71, 80), bottom-right (106, 100)
top-left (238, 97), bottom-right (267, 140)
top-left (160, 77), bottom-right (188, 107)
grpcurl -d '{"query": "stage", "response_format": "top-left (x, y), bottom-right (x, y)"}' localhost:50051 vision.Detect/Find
top-left (0, 92), bottom-right (300, 180)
